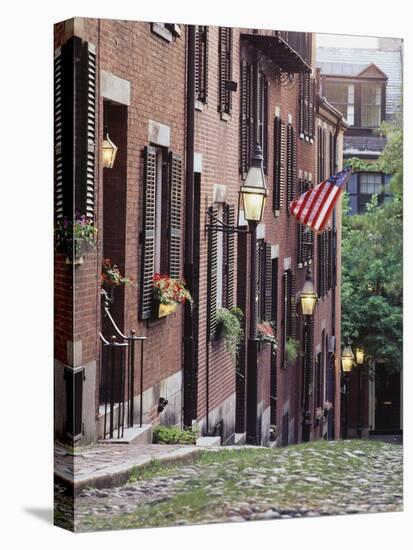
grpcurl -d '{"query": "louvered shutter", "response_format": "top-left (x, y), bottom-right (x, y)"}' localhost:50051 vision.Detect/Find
top-left (304, 317), bottom-right (314, 397)
top-left (297, 179), bottom-right (305, 267)
top-left (263, 79), bottom-right (269, 172)
top-left (195, 26), bottom-right (201, 100)
top-left (317, 126), bottom-right (322, 184)
top-left (218, 27), bottom-right (226, 113)
top-left (273, 117), bottom-right (286, 212)
top-left (304, 73), bottom-right (310, 137)
top-left (308, 76), bottom-right (314, 139)
top-left (225, 204), bottom-right (236, 309)
top-left (299, 73), bottom-right (305, 136)
top-left (317, 233), bottom-right (322, 297)
top-left (286, 124), bottom-right (297, 211)
top-left (240, 60), bottom-right (250, 175)
top-left (281, 271), bottom-right (288, 368)
top-left (195, 26), bottom-right (208, 103)
top-left (329, 131), bottom-right (334, 177)
top-left (84, 44), bottom-right (96, 220)
top-left (54, 37), bottom-right (96, 223)
top-left (218, 27), bottom-right (232, 115)
top-left (54, 46), bottom-right (65, 222)
top-left (271, 258), bottom-right (278, 325)
top-left (140, 146), bottom-right (157, 320)
top-left (257, 240), bottom-right (263, 320)
top-left (207, 206), bottom-right (218, 339)
top-left (333, 227), bottom-right (337, 288)
top-left (290, 270), bottom-right (296, 340)
top-left (168, 152), bottom-right (182, 279)
top-left (203, 27), bottom-right (209, 103)
top-left (264, 242), bottom-right (272, 321)
top-left (323, 230), bottom-right (329, 294)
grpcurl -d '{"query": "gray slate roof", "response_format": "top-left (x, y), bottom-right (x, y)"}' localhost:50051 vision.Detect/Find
top-left (317, 47), bottom-right (403, 119)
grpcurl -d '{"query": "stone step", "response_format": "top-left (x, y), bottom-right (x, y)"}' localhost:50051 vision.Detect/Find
top-left (234, 432), bottom-right (246, 445)
top-left (99, 424), bottom-right (152, 445)
top-left (196, 436), bottom-right (221, 447)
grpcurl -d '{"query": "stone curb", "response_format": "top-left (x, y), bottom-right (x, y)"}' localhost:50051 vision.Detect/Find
top-left (55, 447), bottom-right (203, 496)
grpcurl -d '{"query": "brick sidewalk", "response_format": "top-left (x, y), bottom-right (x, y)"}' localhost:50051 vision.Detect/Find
top-left (54, 443), bottom-right (202, 493)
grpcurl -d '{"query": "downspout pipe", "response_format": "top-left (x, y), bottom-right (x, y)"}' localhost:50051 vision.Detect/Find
top-left (183, 25), bottom-right (196, 428)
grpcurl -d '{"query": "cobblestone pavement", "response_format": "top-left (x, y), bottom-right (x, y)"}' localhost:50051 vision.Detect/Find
top-left (54, 439), bottom-right (403, 532)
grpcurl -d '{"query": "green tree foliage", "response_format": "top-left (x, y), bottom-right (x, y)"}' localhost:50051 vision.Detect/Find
top-left (341, 111), bottom-right (403, 372)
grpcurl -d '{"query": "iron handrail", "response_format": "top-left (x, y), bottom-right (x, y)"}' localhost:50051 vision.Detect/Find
top-left (100, 289), bottom-right (146, 431)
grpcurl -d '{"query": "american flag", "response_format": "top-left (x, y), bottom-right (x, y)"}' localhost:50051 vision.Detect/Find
top-left (289, 166), bottom-right (352, 232)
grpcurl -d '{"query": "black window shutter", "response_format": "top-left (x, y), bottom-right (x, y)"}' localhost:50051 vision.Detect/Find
top-left (286, 124), bottom-right (297, 211)
top-left (317, 126), bottom-right (322, 183)
top-left (55, 37), bottom-right (96, 222)
top-left (290, 270), bottom-right (296, 340)
top-left (225, 204), bottom-right (236, 309)
top-left (195, 26), bottom-right (208, 103)
top-left (329, 131), bottom-right (334, 177)
top-left (207, 206), bottom-right (219, 339)
top-left (168, 152), bottom-right (182, 279)
top-left (281, 272), bottom-right (287, 367)
top-left (317, 233), bottom-right (322, 297)
top-left (299, 73), bottom-right (305, 136)
top-left (304, 73), bottom-right (310, 137)
top-left (322, 128), bottom-right (326, 181)
top-left (297, 179), bottom-right (306, 267)
top-left (263, 79), bottom-right (269, 171)
top-left (308, 76), bottom-right (314, 139)
top-left (273, 117), bottom-right (286, 212)
top-left (304, 316), bottom-right (314, 401)
top-left (140, 146), bottom-right (157, 320)
top-left (264, 242), bottom-right (272, 321)
top-left (218, 27), bottom-right (232, 114)
top-left (271, 257), bottom-right (278, 325)
top-left (240, 60), bottom-right (252, 175)
top-left (54, 46), bottom-right (66, 222)
top-left (323, 230), bottom-right (328, 294)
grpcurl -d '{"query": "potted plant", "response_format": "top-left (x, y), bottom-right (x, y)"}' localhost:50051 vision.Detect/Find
top-left (257, 321), bottom-right (277, 347)
top-left (215, 307), bottom-right (244, 360)
top-left (269, 424), bottom-right (279, 441)
top-left (315, 406), bottom-right (325, 426)
top-left (54, 213), bottom-right (98, 265)
top-left (323, 400), bottom-right (333, 417)
top-left (101, 258), bottom-right (132, 302)
top-left (152, 273), bottom-right (193, 319)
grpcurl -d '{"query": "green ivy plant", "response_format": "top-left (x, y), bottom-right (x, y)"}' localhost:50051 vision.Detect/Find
top-left (152, 425), bottom-right (198, 445)
top-left (216, 307), bottom-right (244, 360)
top-left (285, 337), bottom-right (300, 363)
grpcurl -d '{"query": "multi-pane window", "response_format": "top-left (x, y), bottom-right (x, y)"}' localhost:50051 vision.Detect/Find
top-left (361, 83), bottom-right (382, 127)
top-left (359, 172), bottom-right (384, 212)
top-left (323, 81), bottom-right (354, 126)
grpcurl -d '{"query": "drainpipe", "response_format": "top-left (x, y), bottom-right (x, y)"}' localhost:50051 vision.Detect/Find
top-left (183, 25), bottom-right (196, 428)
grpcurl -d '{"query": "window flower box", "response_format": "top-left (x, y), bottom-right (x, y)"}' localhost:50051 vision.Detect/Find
top-left (151, 273), bottom-right (193, 320)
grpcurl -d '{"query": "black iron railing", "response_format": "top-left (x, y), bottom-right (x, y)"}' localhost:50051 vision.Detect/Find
top-left (274, 31), bottom-right (312, 66)
top-left (99, 291), bottom-right (146, 439)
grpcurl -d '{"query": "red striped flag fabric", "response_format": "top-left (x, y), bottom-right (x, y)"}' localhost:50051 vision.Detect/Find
top-left (289, 167), bottom-right (352, 232)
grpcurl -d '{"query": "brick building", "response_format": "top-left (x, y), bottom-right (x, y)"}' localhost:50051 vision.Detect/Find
top-left (54, 19), bottom-right (346, 447)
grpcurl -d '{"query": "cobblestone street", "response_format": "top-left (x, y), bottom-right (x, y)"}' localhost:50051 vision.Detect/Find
top-left (54, 439), bottom-right (403, 532)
